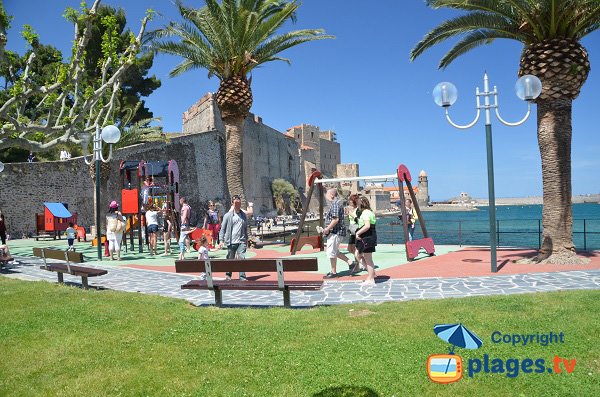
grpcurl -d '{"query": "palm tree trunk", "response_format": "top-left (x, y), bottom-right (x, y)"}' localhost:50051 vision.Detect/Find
top-left (535, 98), bottom-right (585, 264)
top-left (223, 114), bottom-right (247, 203)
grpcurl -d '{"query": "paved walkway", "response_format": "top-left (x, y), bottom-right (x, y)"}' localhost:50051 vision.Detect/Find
top-left (3, 255), bottom-right (600, 308)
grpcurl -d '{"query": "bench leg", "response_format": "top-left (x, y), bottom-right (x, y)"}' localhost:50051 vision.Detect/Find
top-left (214, 288), bottom-right (223, 307)
top-left (283, 289), bottom-right (291, 308)
top-left (81, 276), bottom-right (89, 290)
top-left (57, 273), bottom-right (64, 284)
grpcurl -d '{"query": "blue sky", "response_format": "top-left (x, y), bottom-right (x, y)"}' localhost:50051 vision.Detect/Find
top-left (4, 0), bottom-right (599, 201)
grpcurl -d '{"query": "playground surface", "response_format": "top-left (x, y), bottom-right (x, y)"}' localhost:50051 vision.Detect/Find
top-left (2, 237), bottom-right (600, 307)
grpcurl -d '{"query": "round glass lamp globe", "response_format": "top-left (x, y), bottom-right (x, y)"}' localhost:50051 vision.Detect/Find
top-left (433, 82), bottom-right (458, 107)
top-left (0, 161), bottom-right (4, 173)
top-left (515, 74), bottom-right (542, 101)
top-left (101, 125), bottom-right (121, 144)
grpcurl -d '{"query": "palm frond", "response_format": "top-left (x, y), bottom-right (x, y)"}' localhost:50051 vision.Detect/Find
top-left (438, 30), bottom-right (520, 69)
top-left (149, 0), bottom-right (333, 82)
top-left (410, 12), bottom-right (523, 61)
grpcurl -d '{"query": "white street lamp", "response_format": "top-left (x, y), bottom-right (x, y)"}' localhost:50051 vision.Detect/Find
top-left (433, 73), bottom-right (542, 272)
top-left (81, 125), bottom-right (121, 260)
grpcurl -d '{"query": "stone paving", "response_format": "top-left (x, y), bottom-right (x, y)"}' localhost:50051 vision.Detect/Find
top-left (2, 256), bottom-right (600, 308)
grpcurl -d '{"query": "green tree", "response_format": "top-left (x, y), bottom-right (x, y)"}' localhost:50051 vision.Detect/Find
top-left (149, 0), bottom-right (333, 203)
top-left (81, 5), bottom-right (161, 125)
top-left (0, 0), bottom-right (152, 153)
top-left (0, 0), bottom-right (11, 60)
top-left (410, 0), bottom-right (599, 264)
top-left (271, 178), bottom-right (298, 215)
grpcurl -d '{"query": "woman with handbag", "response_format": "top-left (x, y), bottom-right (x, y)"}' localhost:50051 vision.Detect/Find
top-left (355, 196), bottom-right (378, 285)
top-left (106, 201), bottom-right (125, 260)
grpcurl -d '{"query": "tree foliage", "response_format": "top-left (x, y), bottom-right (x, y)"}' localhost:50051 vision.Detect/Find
top-left (271, 178), bottom-right (298, 214)
top-left (0, 0), bottom-right (153, 153)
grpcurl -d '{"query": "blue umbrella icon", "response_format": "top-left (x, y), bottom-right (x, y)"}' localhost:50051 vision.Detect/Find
top-left (434, 323), bottom-right (483, 375)
top-left (434, 323), bottom-right (483, 354)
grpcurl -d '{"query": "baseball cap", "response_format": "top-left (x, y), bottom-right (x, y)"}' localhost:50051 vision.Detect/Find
top-left (109, 200), bottom-right (119, 208)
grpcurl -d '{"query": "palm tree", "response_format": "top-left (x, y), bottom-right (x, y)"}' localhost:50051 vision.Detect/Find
top-left (410, 0), bottom-right (598, 264)
top-left (148, 0), bottom-right (332, 204)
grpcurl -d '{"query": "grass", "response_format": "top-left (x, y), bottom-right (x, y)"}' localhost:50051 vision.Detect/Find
top-left (0, 278), bottom-right (598, 397)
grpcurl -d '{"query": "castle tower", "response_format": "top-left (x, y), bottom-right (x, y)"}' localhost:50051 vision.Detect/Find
top-left (416, 170), bottom-right (430, 206)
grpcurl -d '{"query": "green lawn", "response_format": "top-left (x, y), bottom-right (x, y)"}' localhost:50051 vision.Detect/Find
top-left (0, 278), bottom-right (598, 397)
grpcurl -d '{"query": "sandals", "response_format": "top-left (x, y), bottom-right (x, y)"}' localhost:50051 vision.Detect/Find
top-left (323, 272), bottom-right (338, 279)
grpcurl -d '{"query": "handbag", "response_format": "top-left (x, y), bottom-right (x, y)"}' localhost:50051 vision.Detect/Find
top-left (348, 223), bottom-right (359, 234)
top-left (115, 218), bottom-right (125, 233)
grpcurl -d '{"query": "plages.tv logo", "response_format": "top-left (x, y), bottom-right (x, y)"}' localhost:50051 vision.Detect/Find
top-left (426, 323), bottom-right (483, 384)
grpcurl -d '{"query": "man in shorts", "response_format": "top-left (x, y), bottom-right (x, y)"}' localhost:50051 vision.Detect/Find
top-left (320, 188), bottom-right (353, 278)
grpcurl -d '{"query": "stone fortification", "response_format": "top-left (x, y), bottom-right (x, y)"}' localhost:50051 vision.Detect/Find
top-left (0, 101), bottom-right (302, 237)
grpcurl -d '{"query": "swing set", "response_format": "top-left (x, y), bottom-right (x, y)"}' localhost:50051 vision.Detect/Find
top-left (290, 163), bottom-right (435, 261)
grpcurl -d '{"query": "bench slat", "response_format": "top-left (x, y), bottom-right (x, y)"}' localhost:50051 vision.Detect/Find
top-left (32, 247), bottom-right (84, 263)
top-left (175, 258), bottom-right (318, 273)
top-left (41, 264), bottom-right (107, 277)
top-left (182, 279), bottom-right (323, 291)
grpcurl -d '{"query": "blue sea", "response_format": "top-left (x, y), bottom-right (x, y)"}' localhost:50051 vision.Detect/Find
top-left (376, 203), bottom-right (600, 250)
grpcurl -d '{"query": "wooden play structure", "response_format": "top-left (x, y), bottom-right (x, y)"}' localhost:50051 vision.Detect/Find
top-left (291, 164), bottom-right (435, 261)
top-left (119, 159), bottom-right (181, 252)
top-left (35, 202), bottom-right (80, 240)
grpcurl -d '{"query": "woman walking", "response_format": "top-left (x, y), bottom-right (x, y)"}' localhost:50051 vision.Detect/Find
top-left (106, 201), bottom-right (125, 260)
top-left (355, 196), bottom-right (378, 285)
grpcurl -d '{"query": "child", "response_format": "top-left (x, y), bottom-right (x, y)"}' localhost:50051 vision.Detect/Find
top-left (197, 236), bottom-right (209, 280)
top-left (66, 223), bottom-right (76, 251)
top-left (178, 226), bottom-right (196, 260)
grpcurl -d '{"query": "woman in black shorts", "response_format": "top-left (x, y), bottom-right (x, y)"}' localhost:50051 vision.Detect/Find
top-left (355, 196), bottom-right (377, 285)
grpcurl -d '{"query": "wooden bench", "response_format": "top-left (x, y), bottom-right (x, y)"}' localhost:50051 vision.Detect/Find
top-left (32, 247), bottom-right (107, 289)
top-left (32, 234), bottom-right (57, 241)
top-left (175, 258), bottom-right (323, 307)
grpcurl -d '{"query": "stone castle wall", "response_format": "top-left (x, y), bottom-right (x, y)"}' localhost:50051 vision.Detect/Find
top-left (0, 123), bottom-right (301, 238)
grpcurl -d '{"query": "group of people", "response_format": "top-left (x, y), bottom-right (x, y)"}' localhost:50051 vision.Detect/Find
top-left (320, 188), bottom-right (378, 285)
top-left (319, 189), bottom-right (420, 285)
top-left (103, 194), bottom-right (253, 275)
top-left (59, 150), bottom-right (71, 161)
top-left (178, 195), bottom-right (253, 281)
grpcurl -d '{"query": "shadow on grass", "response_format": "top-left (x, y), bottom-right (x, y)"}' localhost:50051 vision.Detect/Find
top-left (312, 385), bottom-right (379, 397)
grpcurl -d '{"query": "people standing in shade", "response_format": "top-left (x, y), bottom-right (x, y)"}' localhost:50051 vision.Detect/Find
top-left (179, 196), bottom-right (192, 251)
top-left (203, 200), bottom-right (221, 248)
top-left (106, 201), bottom-right (125, 260)
top-left (405, 198), bottom-right (419, 241)
top-left (219, 195), bottom-right (253, 281)
top-left (346, 194), bottom-right (363, 273)
top-left (355, 196), bottom-right (378, 285)
top-left (66, 222), bottom-right (76, 251)
top-left (0, 211), bottom-right (7, 245)
top-left (145, 205), bottom-right (160, 255)
top-left (320, 188), bottom-right (353, 279)
top-left (27, 152), bottom-right (36, 163)
top-left (161, 203), bottom-right (173, 255)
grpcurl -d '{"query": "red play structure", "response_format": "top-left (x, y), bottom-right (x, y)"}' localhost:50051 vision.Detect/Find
top-left (119, 159), bottom-right (181, 253)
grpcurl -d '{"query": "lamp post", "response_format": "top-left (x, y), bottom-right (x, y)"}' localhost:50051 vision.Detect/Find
top-left (81, 125), bottom-right (121, 260)
top-left (433, 73), bottom-right (542, 272)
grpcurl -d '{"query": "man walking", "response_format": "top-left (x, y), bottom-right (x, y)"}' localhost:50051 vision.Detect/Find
top-left (321, 188), bottom-right (353, 278)
top-left (219, 195), bottom-right (253, 281)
